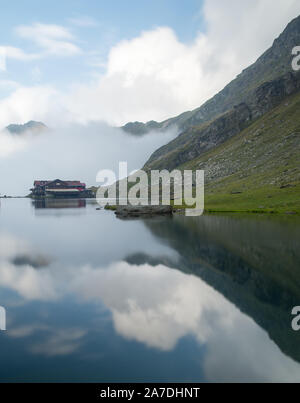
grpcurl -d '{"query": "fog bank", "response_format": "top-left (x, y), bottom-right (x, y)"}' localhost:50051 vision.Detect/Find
top-left (0, 123), bottom-right (177, 195)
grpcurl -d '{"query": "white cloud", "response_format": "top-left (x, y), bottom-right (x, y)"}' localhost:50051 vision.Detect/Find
top-left (0, 79), bottom-right (20, 90)
top-left (0, 23), bottom-right (81, 68)
top-left (15, 22), bottom-right (81, 56)
top-left (31, 66), bottom-right (42, 82)
top-left (0, 45), bottom-right (39, 62)
top-left (0, 85), bottom-right (61, 129)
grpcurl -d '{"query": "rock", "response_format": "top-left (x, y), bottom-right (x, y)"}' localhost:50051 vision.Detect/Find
top-left (174, 208), bottom-right (185, 214)
top-left (115, 205), bottom-right (173, 218)
top-left (280, 184), bottom-right (295, 188)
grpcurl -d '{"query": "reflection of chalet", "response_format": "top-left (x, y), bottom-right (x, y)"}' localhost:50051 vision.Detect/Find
top-left (31, 179), bottom-right (87, 198)
top-left (33, 198), bottom-right (86, 209)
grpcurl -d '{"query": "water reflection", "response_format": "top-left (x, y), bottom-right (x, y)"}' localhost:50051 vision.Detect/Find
top-left (31, 198), bottom-right (87, 217)
top-left (141, 215), bottom-right (300, 363)
top-left (0, 199), bottom-right (300, 382)
top-left (33, 198), bottom-right (87, 209)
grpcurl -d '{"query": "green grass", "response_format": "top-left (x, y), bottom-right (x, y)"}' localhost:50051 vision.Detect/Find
top-left (104, 204), bottom-right (117, 211)
top-left (204, 185), bottom-right (300, 214)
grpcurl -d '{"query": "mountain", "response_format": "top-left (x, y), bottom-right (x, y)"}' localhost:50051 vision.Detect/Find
top-left (137, 214), bottom-right (300, 363)
top-left (121, 15), bottom-right (300, 213)
top-left (145, 71), bottom-right (300, 171)
top-left (122, 120), bottom-right (161, 135)
top-left (5, 120), bottom-right (47, 134)
top-left (123, 15), bottom-right (300, 137)
top-left (181, 87), bottom-right (300, 213)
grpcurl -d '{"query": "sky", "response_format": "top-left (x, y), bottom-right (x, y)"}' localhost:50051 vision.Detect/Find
top-left (1, 0), bottom-right (300, 194)
top-left (1, 0), bottom-right (300, 128)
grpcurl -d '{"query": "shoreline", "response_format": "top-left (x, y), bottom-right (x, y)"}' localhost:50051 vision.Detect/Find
top-left (104, 204), bottom-right (300, 216)
top-left (1, 196), bottom-right (298, 215)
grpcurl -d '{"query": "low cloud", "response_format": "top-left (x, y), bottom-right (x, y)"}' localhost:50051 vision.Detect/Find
top-left (0, 122), bottom-right (177, 195)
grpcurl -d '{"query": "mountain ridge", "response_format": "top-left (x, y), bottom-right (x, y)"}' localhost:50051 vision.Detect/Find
top-left (144, 70), bottom-right (300, 170)
top-left (5, 120), bottom-right (47, 135)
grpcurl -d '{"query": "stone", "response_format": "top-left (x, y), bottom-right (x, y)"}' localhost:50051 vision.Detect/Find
top-left (115, 205), bottom-right (173, 218)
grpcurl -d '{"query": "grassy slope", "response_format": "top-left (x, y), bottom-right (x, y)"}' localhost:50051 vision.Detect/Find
top-left (178, 91), bottom-right (300, 213)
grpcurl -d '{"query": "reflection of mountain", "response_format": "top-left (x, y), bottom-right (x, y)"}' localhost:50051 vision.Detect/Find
top-left (127, 215), bottom-right (300, 363)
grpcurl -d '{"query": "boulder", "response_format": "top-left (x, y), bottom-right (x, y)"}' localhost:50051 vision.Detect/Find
top-left (115, 205), bottom-right (173, 218)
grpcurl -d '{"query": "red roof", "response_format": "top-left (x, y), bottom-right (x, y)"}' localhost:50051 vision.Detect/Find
top-left (34, 180), bottom-right (51, 186)
top-left (34, 180), bottom-right (85, 187)
top-left (66, 181), bottom-right (85, 186)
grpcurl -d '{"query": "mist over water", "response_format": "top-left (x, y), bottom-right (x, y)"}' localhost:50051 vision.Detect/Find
top-left (0, 123), bottom-right (177, 195)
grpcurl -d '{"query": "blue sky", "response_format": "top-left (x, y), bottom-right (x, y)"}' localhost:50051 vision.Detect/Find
top-left (1, 0), bottom-right (205, 91)
top-left (1, 0), bottom-right (204, 42)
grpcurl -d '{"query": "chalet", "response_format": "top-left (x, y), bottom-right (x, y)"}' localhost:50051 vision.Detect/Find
top-left (31, 179), bottom-right (88, 198)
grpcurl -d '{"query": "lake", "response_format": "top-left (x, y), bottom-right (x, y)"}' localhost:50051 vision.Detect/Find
top-left (0, 198), bottom-right (300, 382)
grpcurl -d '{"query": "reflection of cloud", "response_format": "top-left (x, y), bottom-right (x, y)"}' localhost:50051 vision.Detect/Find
top-left (30, 328), bottom-right (87, 356)
top-left (70, 263), bottom-right (219, 350)
top-left (0, 233), bottom-right (29, 259)
top-left (1, 232), bottom-right (300, 381)
top-left (0, 261), bottom-right (57, 300)
top-left (0, 234), bottom-right (55, 300)
top-left (76, 263), bottom-right (300, 383)
top-left (8, 323), bottom-right (86, 357)
top-left (8, 323), bottom-right (48, 338)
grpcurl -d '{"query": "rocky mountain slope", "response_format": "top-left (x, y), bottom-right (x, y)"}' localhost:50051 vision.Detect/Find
top-left (144, 70), bottom-right (300, 171)
top-left (181, 88), bottom-right (300, 213)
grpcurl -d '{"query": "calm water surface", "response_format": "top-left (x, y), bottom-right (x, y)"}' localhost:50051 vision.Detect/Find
top-left (0, 198), bottom-right (300, 382)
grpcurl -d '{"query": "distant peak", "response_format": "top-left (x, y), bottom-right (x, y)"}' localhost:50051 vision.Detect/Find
top-left (5, 121), bottom-right (48, 134)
